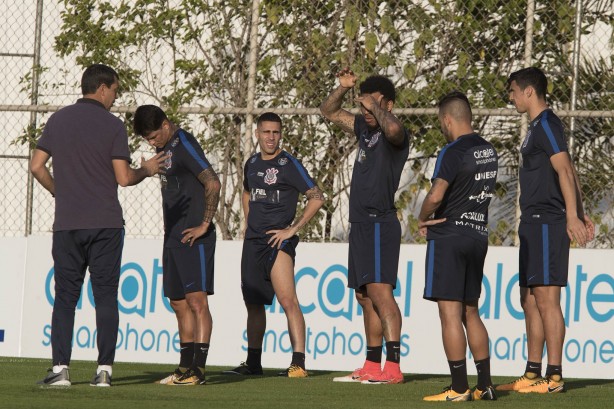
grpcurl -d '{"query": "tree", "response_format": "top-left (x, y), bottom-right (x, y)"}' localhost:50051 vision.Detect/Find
top-left (18, 0), bottom-right (614, 245)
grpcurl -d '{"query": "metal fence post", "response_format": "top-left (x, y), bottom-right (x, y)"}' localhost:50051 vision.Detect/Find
top-left (569, 0), bottom-right (584, 159)
top-left (514, 0), bottom-right (536, 245)
top-left (25, 0), bottom-right (44, 236)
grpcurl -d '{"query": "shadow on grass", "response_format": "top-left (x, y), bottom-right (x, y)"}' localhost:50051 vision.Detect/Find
top-left (565, 378), bottom-right (614, 391)
top-left (118, 368), bottom-right (337, 386)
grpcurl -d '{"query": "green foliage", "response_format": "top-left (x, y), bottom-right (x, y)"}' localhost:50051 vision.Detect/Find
top-left (16, 0), bottom-right (614, 245)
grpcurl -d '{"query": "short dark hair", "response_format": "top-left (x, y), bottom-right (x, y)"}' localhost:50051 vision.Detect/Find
top-left (133, 105), bottom-right (169, 136)
top-left (256, 112), bottom-right (282, 127)
top-left (438, 91), bottom-right (472, 122)
top-left (81, 64), bottom-right (119, 95)
top-left (507, 67), bottom-right (548, 100)
top-left (359, 75), bottom-right (396, 102)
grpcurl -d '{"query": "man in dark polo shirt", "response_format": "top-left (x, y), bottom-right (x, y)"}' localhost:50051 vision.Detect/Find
top-left (419, 92), bottom-right (497, 402)
top-left (30, 64), bottom-right (167, 387)
top-left (496, 67), bottom-right (594, 394)
top-left (320, 70), bottom-right (409, 384)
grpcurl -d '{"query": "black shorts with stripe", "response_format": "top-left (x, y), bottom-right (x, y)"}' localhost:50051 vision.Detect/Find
top-left (163, 238), bottom-right (216, 300)
top-left (519, 222), bottom-right (570, 287)
top-left (423, 236), bottom-right (487, 302)
top-left (348, 221), bottom-right (401, 290)
top-left (241, 235), bottom-right (299, 305)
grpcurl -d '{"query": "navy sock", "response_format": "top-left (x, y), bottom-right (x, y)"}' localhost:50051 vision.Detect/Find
top-left (179, 342), bottom-right (194, 369)
top-left (193, 343), bottom-right (209, 372)
top-left (385, 341), bottom-right (401, 364)
top-left (545, 364), bottom-right (562, 380)
top-left (291, 352), bottom-right (306, 369)
top-left (246, 347), bottom-right (262, 369)
top-left (524, 361), bottom-right (542, 378)
top-left (475, 357), bottom-right (492, 390)
top-left (449, 359), bottom-right (469, 393)
top-left (366, 345), bottom-right (383, 364)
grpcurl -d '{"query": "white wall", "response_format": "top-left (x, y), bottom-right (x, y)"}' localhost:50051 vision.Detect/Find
top-left (1, 237), bottom-right (612, 378)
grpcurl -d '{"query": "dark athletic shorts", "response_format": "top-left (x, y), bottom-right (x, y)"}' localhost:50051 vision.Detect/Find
top-left (163, 239), bottom-right (216, 300)
top-left (423, 235), bottom-right (488, 302)
top-left (348, 221), bottom-right (401, 290)
top-left (241, 235), bottom-right (299, 305)
top-left (519, 222), bottom-right (570, 287)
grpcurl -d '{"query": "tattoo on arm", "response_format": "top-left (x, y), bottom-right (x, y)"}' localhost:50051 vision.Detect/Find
top-left (197, 168), bottom-right (221, 223)
top-left (305, 186), bottom-right (325, 201)
top-left (370, 104), bottom-right (405, 147)
top-left (320, 86), bottom-right (355, 134)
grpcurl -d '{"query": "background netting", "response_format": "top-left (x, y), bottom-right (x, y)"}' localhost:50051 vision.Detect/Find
top-left (1, 0), bottom-right (612, 247)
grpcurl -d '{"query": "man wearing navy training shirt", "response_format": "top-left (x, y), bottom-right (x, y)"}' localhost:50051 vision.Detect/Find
top-left (496, 67), bottom-right (594, 394)
top-left (419, 91), bottom-right (497, 402)
top-left (134, 105), bottom-right (221, 386)
top-left (224, 112), bottom-right (324, 378)
top-left (320, 70), bottom-right (409, 385)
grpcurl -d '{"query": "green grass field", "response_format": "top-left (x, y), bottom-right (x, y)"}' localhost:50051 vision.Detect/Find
top-left (1, 357), bottom-right (612, 409)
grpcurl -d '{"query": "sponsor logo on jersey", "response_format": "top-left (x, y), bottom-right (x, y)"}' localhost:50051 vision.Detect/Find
top-left (264, 168), bottom-right (279, 185)
top-left (163, 151), bottom-right (173, 170)
top-left (366, 131), bottom-right (381, 148)
top-left (474, 147), bottom-right (495, 159)
top-left (278, 157), bottom-right (288, 166)
top-left (474, 170), bottom-right (497, 180)
top-left (468, 186), bottom-right (494, 204)
top-left (461, 212), bottom-right (485, 222)
top-left (171, 137), bottom-right (179, 147)
top-left (356, 148), bottom-right (366, 164)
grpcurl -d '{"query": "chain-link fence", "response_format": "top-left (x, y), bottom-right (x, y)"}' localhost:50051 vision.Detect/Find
top-left (2, 0), bottom-right (613, 248)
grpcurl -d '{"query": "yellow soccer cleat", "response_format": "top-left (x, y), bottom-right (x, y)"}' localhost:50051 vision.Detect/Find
top-left (278, 364), bottom-right (308, 378)
top-left (423, 386), bottom-right (472, 402)
top-left (472, 385), bottom-right (497, 400)
top-left (518, 377), bottom-right (565, 394)
top-left (495, 374), bottom-right (542, 391)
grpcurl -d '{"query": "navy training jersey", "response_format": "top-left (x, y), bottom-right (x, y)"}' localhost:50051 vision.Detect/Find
top-left (520, 109), bottom-right (568, 223)
top-left (159, 129), bottom-right (215, 247)
top-left (243, 150), bottom-right (316, 239)
top-left (427, 133), bottom-right (498, 241)
top-left (349, 115), bottom-right (410, 223)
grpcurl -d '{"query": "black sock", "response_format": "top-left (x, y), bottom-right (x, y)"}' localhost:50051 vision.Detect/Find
top-left (193, 343), bottom-right (209, 372)
top-left (366, 345), bottom-right (383, 364)
top-left (475, 357), bottom-right (492, 390)
top-left (545, 364), bottom-right (562, 380)
top-left (385, 341), bottom-right (401, 364)
top-left (291, 352), bottom-right (306, 369)
top-left (179, 342), bottom-right (194, 369)
top-left (524, 361), bottom-right (542, 378)
top-left (449, 359), bottom-right (469, 393)
top-left (246, 347), bottom-right (262, 369)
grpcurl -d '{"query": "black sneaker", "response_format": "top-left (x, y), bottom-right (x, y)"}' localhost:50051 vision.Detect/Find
top-left (172, 368), bottom-right (206, 385)
top-left (222, 362), bottom-right (263, 375)
top-left (37, 368), bottom-right (71, 387)
top-left (90, 370), bottom-right (112, 387)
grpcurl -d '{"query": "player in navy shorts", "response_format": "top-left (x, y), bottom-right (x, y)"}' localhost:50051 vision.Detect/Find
top-left (496, 67), bottom-right (594, 394)
top-left (419, 92), bottom-right (497, 402)
top-left (223, 112), bottom-right (324, 378)
top-left (321, 69), bottom-right (409, 384)
top-left (135, 105), bottom-right (221, 385)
